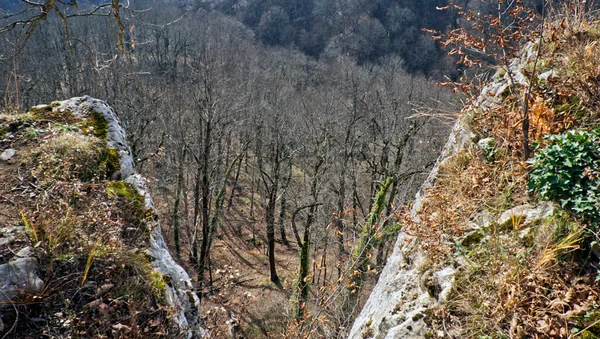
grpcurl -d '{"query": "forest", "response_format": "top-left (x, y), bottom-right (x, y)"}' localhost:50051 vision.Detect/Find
top-left (0, 0), bottom-right (568, 337)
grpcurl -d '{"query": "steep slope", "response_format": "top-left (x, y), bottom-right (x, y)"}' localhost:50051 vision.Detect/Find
top-left (351, 10), bottom-right (600, 339)
top-left (0, 96), bottom-right (204, 338)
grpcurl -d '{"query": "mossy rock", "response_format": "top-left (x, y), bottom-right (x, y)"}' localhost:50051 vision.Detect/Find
top-left (460, 230), bottom-right (485, 248)
top-left (106, 181), bottom-right (156, 233)
top-left (80, 111), bottom-right (109, 139)
top-left (117, 251), bottom-right (166, 301)
top-left (106, 181), bottom-right (143, 202)
top-left (29, 103), bottom-right (76, 124)
top-left (103, 148), bottom-right (121, 179)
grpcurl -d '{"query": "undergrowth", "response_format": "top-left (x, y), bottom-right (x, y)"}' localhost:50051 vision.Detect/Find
top-left (1, 106), bottom-right (176, 338)
top-left (406, 3), bottom-right (600, 338)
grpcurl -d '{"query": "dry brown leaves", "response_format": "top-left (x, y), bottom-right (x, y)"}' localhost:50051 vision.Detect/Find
top-left (401, 147), bottom-right (528, 258)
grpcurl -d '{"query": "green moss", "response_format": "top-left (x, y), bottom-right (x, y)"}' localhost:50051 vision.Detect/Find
top-left (106, 181), bottom-right (155, 233)
top-left (576, 310), bottom-right (600, 335)
top-left (149, 271), bottom-right (167, 301)
top-left (81, 111), bottom-right (109, 139)
top-left (106, 181), bottom-right (141, 201)
top-left (581, 330), bottom-right (599, 339)
top-left (28, 104), bottom-right (53, 118)
top-left (30, 104), bottom-right (75, 123)
top-left (103, 148), bottom-right (121, 178)
top-left (117, 251), bottom-right (166, 302)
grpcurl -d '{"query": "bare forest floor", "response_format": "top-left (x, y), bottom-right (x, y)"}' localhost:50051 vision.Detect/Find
top-left (152, 165), bottom-right (385, 338)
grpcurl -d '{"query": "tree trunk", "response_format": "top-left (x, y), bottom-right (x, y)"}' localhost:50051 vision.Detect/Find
top-left (343, 178), bottom-right (392, 320)
top-left (266, 190), bottom-right (280, 285)
top-left (197, 118), bottom-right (212, 305)
top-left (171, 145), bottom-right (186, 260)
top-left (278, 160), bottom-right (292, 246)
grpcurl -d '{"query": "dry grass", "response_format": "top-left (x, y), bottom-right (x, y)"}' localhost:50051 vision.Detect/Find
top-left (401, 145), bottom-right (529, 258)
top-left (0, 110), bottom-right (178, 338)
top-left (402, 5), bottom-right (600, 338)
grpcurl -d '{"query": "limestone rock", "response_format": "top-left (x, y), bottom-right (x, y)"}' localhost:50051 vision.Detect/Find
top-left (348, 117), bottom-right (472, 339)
top-left (497, 202), bottom-right (555, 230)
top-left (0, 246), bottom-right (43, 304)
top-left (0, 149), bottom-right (16, 161)
top-left (55, 96), bottom-right (135, 179)
top-left (51, 97), bottom-right (205, 338)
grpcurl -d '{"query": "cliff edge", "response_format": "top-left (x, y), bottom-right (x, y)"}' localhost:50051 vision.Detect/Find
top-left (351, 10), bottom-right (600, 339)
top-left (0, 96), bottom-right (204, 338)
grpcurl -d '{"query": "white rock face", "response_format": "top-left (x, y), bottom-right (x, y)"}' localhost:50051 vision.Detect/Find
top-left (349, 41), bottom-right (543, 338)
top-left (348, 118), bottom-right (473, 339)
top-left (54, 96), bottom-right (206, 338)
top-left (496, 202), bottom-right (555, 229)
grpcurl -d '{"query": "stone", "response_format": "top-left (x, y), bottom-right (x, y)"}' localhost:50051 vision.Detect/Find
top-left (460, 230), bottom-right (485, 248)
top-left (477, 137), bottom-right (495, 150)
top-left (0, 246), bottom-right (44, 304)
top-left (36, 97), bottom-right (206, 338)
top-left (497, 202), bottom-right (555, 230)
top-left (434, 267), bottom-right (455, 302)
top-left (55, 96), bottom-right (135, 179)
top-left (477, 137), bottom-right (496, 162)
top-left (538, 69), bottom-right (556, 81)
top-left (0, 148), bottom-right (16, 161)
top-left (518, 226), bottom-right (537, 247)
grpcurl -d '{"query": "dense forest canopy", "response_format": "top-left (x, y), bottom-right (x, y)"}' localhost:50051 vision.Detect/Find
top-left (0, 0), bottom-right (553, 75)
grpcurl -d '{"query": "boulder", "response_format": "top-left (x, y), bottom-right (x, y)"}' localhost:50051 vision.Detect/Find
top-left (0, 247), bottom-right (43, 304)
top-left (497, 202), bottom-right (555, 230)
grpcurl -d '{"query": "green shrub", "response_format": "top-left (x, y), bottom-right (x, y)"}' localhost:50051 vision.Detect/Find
top-left (528, 129), bottom-right (600, 225)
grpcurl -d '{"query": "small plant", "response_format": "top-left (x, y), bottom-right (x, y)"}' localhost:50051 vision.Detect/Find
top-left (20, 209), bottom-right (38, 243)
top-left (528, 129), bottom-right (600, 226)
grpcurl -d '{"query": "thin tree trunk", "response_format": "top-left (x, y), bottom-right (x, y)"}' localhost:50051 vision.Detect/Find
top-left (171, 145), bottom-right (186, 260)
top-left (197, 118), bottom-right (212, 305)
top-left (278, 160), bottom-right (292, 246)
top-left (227, 150), bottom-right (244, 212)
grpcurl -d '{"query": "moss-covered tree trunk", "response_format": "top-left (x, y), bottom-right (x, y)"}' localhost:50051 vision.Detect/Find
top-left (342, 178), bottom-right (392, 320)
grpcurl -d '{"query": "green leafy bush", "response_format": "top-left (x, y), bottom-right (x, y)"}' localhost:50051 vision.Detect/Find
top-left (528, 129), bottom-right (600, 225)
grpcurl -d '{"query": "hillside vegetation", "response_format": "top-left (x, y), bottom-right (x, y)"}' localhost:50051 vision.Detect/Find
top-left (0, 97), bottom-right (202, 338)
top-left (398, 4), bottom-right (600, 338)
top-left (4, 1), bottom-right (600, 338)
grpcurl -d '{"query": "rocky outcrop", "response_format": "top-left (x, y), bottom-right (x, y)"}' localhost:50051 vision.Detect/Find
top-left (348, 117), bottom-right (473, 339)
top-left (54, 96), bottom-right (205, 338)
top-left (347, 35), bottom-right (559, 338)
top-left (0, 96), bottom-right (205, 338)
